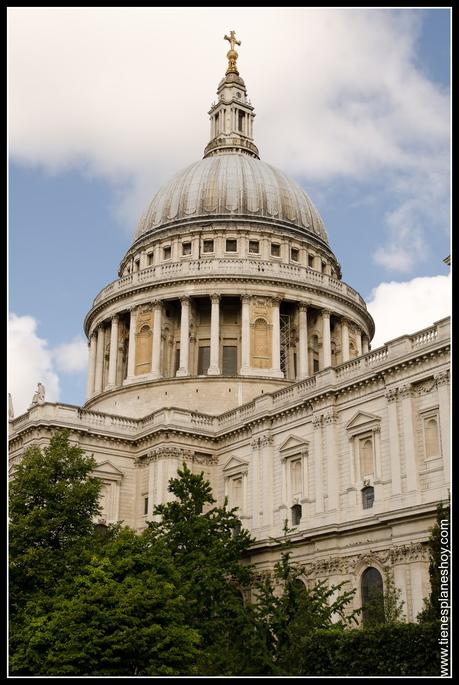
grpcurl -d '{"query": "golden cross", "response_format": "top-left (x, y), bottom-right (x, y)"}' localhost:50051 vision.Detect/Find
top-left (224, 30), bottom-right (241, 52)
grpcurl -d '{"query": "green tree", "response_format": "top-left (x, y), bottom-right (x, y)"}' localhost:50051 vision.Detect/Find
top-left (253, 524), bottom-right (359, 674)
top-left (146, 463), bottom-right (270, 675)
top-left (10, 527), bottom-right (200, 676)
top-left (418, 502), bottom-right (450, 622)
top-left (9, 430), bottom-right (102, 612)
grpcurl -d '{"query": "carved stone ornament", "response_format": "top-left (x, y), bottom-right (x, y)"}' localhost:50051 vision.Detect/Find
top-left (312, 414), bottom-right (323, 428)
top-left (323, 410), bottom-right (338, 425)
top-left (398, 384), bottom-right (413, 400)
top-left (435, 370), bottom-right (450, 387)
top-left (385, 388), bottom-right (398, 403)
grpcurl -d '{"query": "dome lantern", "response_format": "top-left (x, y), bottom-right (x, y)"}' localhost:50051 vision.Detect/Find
top-left (203, 31), bottom-right (260, 160)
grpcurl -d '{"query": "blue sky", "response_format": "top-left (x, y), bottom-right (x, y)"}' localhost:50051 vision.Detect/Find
top-left (8, 7), bottom-right (451, 415)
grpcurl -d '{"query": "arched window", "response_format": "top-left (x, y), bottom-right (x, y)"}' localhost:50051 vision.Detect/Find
top-left (252, 318), bottom-right (271, 369)
top-left (425, 417), bottom-right (440, 458)
top-left (135, 324), bottom-right (152, 375)
top-left (291, 503), bottom-right (302, 526)
top-left (362, 485), bottom-right (374, 509)
top-left (291, 459), bottom-right (302, 496)
top-left (361, 567), bottom-right (385, 625)
top-left (359, 438), bottom-right (374, 477)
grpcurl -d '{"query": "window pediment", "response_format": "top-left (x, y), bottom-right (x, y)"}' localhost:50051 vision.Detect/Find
top-left (92, 460), bottom-right (124, 482)
top-left (346, 411), bottom-right (381, 436)
top-left (279, 435), bottom-right (309, 458)
top-left (223, 456), bottom-right (249, 475)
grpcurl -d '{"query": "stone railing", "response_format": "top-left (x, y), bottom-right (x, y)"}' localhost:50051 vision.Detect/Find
top-left (9, 318), bottom-right (449, 441)
top-left (92, 258), bottom-right (367, 308)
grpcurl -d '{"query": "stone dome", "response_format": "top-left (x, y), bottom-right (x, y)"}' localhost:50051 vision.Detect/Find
top-left (134, 154), bottom-right (329, 244)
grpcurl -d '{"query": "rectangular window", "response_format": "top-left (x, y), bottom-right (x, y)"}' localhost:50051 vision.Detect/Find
top-left (223, 346), bottom-right (237, 375)
top-left (308, 255), bottom-right (314, 268)
top-left (362, 487), bottom-right (374, 509)
top-left (182, 242), bottom-right (192, 256)
top-left (203, 239), bottom-right (214, 253)
top-left (271, 243), bottom-right (281, 257)
top-left (313, 358), bottom-right (319, 373)
top-left (144, 496), bottom-right (149, 516)
top-left (291, 248), bottom-right (299, 262)
top-left (226, 239), bottom-right (237, 252)
top-left (175, 347), bottom-right (180, 373)
top-left (134, 259), bottom-right (140, 272)
top-left (249, 240), bottom-right (260, 254)
top-left (163, 246), bottom-right (171, 260)
top-left (147, 253), bottom-right (153, 266)
top-left (238, 110), bottom-right (244, 133)
top-left (198, 346), bottom-right (210, 375)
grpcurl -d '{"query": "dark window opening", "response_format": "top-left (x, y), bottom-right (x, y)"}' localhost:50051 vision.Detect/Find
top-left (249, 240), bottom-right (260, 254)
top-left (198, 346), bottom-right (210, 375)
top-left (271, 243), bottom-right (281, 257)
top-left (163, 246), bottom-right (171, 260)
top-left (291, 248), bottom-right (299, 262)
top-left (147, 253), bottom-right (153, 266)
top-left (182, 242), bottom-right (192, 256)
top-left (144, 496), bottom-right (149, 516)
top-left (291, 504), bottom-right (302, 526)
top-left (308, 255), bottom-right (314, 268)
top-left (238, 110), bottom-right (244, 132)
top-left (175, 348), bottom-right (180, 373)
top-left (203, 240), bottom-right (214, 253)
top-left (223, 346), bottom-right (237, 376)
top-left (361, 567), bottom-right (385, 625)
top-left (362, 486), bottom-right (374, 509)
top-left (226, 239), bottom-right (237, 252)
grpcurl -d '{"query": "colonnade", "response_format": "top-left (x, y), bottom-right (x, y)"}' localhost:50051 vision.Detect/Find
top-left (86, 295), bottom-right (370, 398)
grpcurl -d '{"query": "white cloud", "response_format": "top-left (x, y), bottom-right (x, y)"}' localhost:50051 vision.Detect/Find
top-left (366, 272), bottom-right (451, 349)
top-left (53, 336), bottom-right (88, 373)
top-left (8, 315), bottom-right (89, 417)
top-left (8, 7), bottom-right (450, 251)
top-left (8, 313), bottom-right (60, 416)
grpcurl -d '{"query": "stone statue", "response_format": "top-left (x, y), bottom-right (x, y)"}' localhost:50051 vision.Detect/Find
top-left (8, 393), bottom-right (14, 420)
top-left (30, 382), bottom-right (46, 407)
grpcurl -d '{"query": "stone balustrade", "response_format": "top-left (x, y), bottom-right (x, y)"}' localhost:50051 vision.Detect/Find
top-left (9, 318), bottom-right (449, 440)
top-left (92, 258), bottom-right (367, 309)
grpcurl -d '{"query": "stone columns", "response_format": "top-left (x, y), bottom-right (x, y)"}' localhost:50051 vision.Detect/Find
top-left (356, 329), bottom-right (363, 356)
top-left (94, 325), bottom-right (105, 394)
top-left (323, 410), bottom-right (338, 511)
top-left (435, 370), bottom-right (450, 481)
top-left (313, 254), bottom-right (322, 271)
top-left (126, 307), bottom-right (138, 379)
top-left (208, 294), bottom-right (221, 375)
top-left (86, 332), bottom-right (97, 398)
top-left (386, 388), bottom-right (402, 496)
top-left (240, 295), bottom-right (251, 373)
top-left (322, 309), bottom-right (332, 368)
top-left (312, 414), bottom-right (324, 513)
top-left (341, 318), bottom-right (350, 363)
top-left (271, 297), bottom-right (282, 375)
top-left (151, 300), bottom-right (162, 379)
top-left (107, 315), bottom-right (119, 388)
top-left (298, 303), bottom-right (309, 379)
top-left (176, 296), bottom-right (190, 377)
top-left (362, 334), bottom-right (369, 355)
top-left (399, 384), bottom-right (417, 492)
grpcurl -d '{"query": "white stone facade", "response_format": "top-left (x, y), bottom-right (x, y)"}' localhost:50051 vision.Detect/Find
top-left (8, 45), bottom-right (450, 623)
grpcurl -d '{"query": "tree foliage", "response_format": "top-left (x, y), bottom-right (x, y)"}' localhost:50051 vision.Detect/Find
top-left (9, 430), bottom-right (102, 612)
top-left (10, 528), bottom-right (200, 676)
top-left (9, 434), bottom-right (440, 676)
top-left (145, 463), bottom-right (268, 675)
top-left (418, 502), bottom-right (450, 623)
top-left (253, 523), bottom-right (359, 673)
